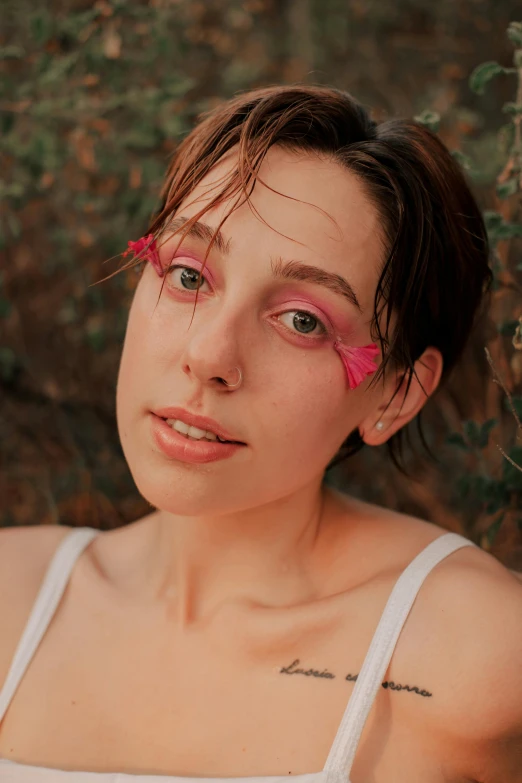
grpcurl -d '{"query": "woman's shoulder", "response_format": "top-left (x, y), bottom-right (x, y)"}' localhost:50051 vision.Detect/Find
top-left (0, 523), bottom-right (73, 597)
top-left (330, 488), bottom-right (518, 582)
top-left (412, 533), bottom-right (522, 770)
top-left (333, 491), bottom-right (522, 655)
top-left (359, 500), bottom-right (522, 753)
top-left (335, 496), bottom-right (522, 769)
top-left (0, 524), bottom-right (74, 687)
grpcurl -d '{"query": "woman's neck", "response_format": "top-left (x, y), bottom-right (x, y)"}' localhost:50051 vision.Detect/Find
top-left (144, 481), bottom-right (343, 628)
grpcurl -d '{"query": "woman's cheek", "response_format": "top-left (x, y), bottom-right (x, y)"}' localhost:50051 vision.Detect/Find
top-left (271, 365), bottom-right (344, 441)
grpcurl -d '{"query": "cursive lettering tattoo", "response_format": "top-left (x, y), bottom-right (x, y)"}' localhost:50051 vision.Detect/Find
top-left (280, 659), bottom-right (432, 697)
top-left (382, 680), bottom-right (432, 697)
top-left (280, 658), bottom-right (336, 679)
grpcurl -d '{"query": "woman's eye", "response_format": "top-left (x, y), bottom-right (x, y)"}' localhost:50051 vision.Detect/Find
top-left (278, 310), bottom-right (327, 337)
top-left (166, 265), bottom-right (210, 292)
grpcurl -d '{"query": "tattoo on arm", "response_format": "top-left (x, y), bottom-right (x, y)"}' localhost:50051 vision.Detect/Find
top-left (280, 658), bottom-right (432, 698)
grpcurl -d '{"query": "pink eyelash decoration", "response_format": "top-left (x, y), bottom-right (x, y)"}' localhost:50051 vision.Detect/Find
top-left (122, 234), bottom-right (163, 276)
top-left (333, 339), bottom-right (380, 390)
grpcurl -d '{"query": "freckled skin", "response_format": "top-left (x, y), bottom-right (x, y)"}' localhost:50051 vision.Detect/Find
top-left (116, 147), bottom-right (396, 520)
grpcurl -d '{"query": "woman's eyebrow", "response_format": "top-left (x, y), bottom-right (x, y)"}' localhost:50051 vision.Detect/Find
top-left (165, 216), bottom-right (232, 255)
top-left (165, 216), bottom-right (362, 313)
top-left (271, 256), bottom-right (362, 313)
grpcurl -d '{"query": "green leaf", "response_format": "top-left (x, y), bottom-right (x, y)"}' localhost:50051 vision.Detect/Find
top-left (478, 418), bottom-right (497, 449)
top-left (495, 222), bottom-right (522, 239)
top-left (497, 122), bottom-right (516, 157)
top-left (6, 213), bottom-right (21, 239)
top-left (0, 112), bottom-right (14, 135)
top-left (446, 432), bottom-right (469, 451)
top-left (120, 127), bottom-right (160, 150)
top-left (86, 327), bottom-right (106, 353)
top-left (474, 475), bottom-right (494, 504)
top-left (483, 210), bottom-right (503, 231)
top-left (0, 347), bottom-right (19, 382)
top-left (464, 419), bottom-right (481, 447)
top-left (502, 101), bottom-right (522, 116)
top-left (482, 477), bottom-right (508, 511)
top-left (485, 513), bottom-right (505, 546)
top-left (57, 8), bottom-right (101, 39)
top-left (456, 474), bottom-right (473, 501)
top-left (414, 110), bottom-right (440, 132)
top-left (482, 211), bottom-right (522, 243)
top-left (38, 52), bottom-right (80, 87)
top-left (496, 178), bottom-right (518, 199)
top-left (161, 76), bottom-right (197, 98)
top-left (451, 149), bottom-right (473, 171)
top-left (502, 446), bottom-right (522, 490)
top-left (0, 298), bottom-right (12, 318)
top-left (0, 45), bottom-right (25, 59)
top-left (0, 183), bottom-right (25, 200)
top-left (498, 319), bottom-right (520, 336)
top-left (504, 396), bottom-right (522, 418)
top-left (484, 484), bottom-right (509, 515)
top-left (30, 12), bottom-right (54, 46)
top-left (469, 61), bottom-right (512, 95)
top-left (507, 22), bottom-right (522, 46)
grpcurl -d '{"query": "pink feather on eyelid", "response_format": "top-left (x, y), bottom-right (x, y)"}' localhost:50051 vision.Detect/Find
top-left (123, 235), bottom-right (163, 276)
top-left (333, 339), bottom-right (380, 390)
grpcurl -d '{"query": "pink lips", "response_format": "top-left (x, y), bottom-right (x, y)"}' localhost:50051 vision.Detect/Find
top-left (150, 414), bottom-right (245, 464)
top-left (152, 406), bottom-right (244, 444)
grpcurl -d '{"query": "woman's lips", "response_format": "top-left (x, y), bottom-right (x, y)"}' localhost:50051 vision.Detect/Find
top-left (149, 413), bottom-right (246, 464)
top-left (152, 406), bottom-right (244, 444)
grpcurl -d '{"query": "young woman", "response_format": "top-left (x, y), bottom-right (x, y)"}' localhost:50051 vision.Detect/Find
top-left (0, 86), bottom-right (521, 783)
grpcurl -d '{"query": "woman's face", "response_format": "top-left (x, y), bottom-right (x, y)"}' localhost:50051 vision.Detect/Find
top-left (116, 146), bottom-right (386, 516)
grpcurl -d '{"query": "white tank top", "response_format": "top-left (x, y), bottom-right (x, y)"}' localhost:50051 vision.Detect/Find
top-left (0, 527), bottom-right (476, 782)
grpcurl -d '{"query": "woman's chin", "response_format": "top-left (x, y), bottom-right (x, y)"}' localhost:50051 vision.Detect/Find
top-left (129, 469), bottom-right (232, 518)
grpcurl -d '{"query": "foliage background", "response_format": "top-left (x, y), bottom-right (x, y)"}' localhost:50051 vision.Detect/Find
top-left (1, 0), bottom-right (521, 568)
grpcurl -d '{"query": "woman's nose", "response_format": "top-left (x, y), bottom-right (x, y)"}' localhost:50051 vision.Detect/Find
top-left (179, 305), bottom-right (245, 390)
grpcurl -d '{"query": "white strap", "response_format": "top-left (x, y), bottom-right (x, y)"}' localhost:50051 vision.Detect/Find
top-left (0, 527), bottom-right (100, 722)
top-left (323, 532), bottom-right (477, 779)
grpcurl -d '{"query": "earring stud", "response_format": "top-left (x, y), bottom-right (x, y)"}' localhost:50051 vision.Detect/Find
top-left (375, 421), bottom-right (384, 431)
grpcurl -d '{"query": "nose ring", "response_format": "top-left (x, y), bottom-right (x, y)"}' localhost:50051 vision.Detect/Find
top-left (223, 367), bottom-right (242, 388)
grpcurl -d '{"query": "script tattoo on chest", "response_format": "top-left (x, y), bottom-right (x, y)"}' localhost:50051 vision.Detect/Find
top-left (280, 658), bottom-right (432, 698)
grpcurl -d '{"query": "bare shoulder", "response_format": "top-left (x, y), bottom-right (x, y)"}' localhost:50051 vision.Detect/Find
top-left (398, 533), bottom-right (522, 776)
top-left (338, 496), bottom-right (522, 777)
top-left (430, 541), bottom-right (522, 705)
top-left (0, 524), bottom-right (73, 593)
top-left (0, 524), bottom-right (73, 687)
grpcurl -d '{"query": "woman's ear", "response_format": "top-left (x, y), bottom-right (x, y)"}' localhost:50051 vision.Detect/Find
top-left (360, 346), bottom-right (443, 446)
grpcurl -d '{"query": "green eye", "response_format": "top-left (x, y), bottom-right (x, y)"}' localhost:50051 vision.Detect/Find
top-left (179, 268), bottom-right (200, 290)
top-left (278, 310), bottom-right (326, 337)
top-left (166, 265), bottom-right (210, 292)
top-left (293, 312), bottom-right (318, 333)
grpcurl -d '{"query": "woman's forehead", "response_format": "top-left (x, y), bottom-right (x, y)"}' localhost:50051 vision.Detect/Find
top-left (174, 146), bottom-right (384, 294)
